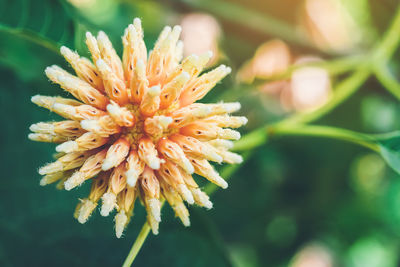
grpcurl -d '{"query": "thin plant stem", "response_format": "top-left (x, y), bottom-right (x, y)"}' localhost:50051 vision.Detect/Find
top-left (121, 154), bottom-right (253, 266)
top-left (122, 223), bottom-right (151, 267)
top-left (375, 64), bottom-right (400, 100)
top-left (235, 4), bottom-right (400, 151)
top-left (372, 5), bottom-right (400, 62)
top-left (277, 68), bottom-right (371, 126)
top-left (270, 124), bottom-right (380, 152)
top-left (233, 68), bottom-right (372, 151)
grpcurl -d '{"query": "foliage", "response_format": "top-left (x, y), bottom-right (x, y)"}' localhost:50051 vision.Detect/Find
top-left (2, 0), bottom-right (400, 266)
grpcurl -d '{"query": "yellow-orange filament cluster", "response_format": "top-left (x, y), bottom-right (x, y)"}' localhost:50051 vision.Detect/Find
top-left (29, 18), bottom-right (246, 238)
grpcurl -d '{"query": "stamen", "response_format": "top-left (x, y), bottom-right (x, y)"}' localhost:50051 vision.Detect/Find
top-left (179, 64), bottom-right (232, 106)
top-left (102, 137), bottom-right (130, 171)
top-left (188, 156), bottom-right (228, 189)
top-left (144, 116), bottom-right (173, 137)
top-left (97, 31), bottom-right (124, 80)
top-left (125, 150), bottom-right (145, 187)
top-left (100, 192), bottom-right (117, 216)
top-left (64, 149), bottom-right (107, 190)
top-left (96, 59), bottom-right (129, 105)
top-left (56, 132), bottom-right (108, 153)
top-left (39, 151), bottom-right (92, 175)
top-left (60, 46), bottom-right (104, 92)
top-left (45, 65), bottom-right (108, 109)
top-left (115, 210), bottom-right (128, 238)
top-left (158, 138), bottom-right (194, 174)
top-left (159, 71), bottom-right (190, 109)
top-left (75, 199), bottom-right (97, 224)
top-left (140, 85), bottom-right (161, 117)
top-left (80, 115), bottom-right (121, 137)
top-left (138, 138), bottom-right (162, 170)
top-left (106, 101), bottom-right (135, 127)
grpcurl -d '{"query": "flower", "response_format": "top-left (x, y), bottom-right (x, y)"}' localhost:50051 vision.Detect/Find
top-left (29, 18), bottom-right (246, 238)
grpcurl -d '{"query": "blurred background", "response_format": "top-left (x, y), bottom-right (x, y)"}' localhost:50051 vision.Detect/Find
top-left (1, 0), bottom-right (400, 266)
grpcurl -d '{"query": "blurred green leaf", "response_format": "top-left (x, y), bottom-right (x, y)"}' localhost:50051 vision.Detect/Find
top-left (347, 236), bottom-right (397, 267)
top-left (376, 132), bottom-right (400, 176)
top-left (0, 0), bottom-right (78, 81)
top-left (0, 0), bottom-right (76, 50)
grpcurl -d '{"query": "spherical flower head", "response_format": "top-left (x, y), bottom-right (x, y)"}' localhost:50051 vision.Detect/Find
top-left (29, 18), bottom-right (246, 238)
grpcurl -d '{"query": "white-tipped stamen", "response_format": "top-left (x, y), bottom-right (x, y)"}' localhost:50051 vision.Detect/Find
top-left (147, 85), bottom-right (161, 96)
top-left (125, 169), bottom-right (139, 187)
top-left (80, 119), bottom-right (101, 132)
top-left (148, 198), bottom-right (161, 222)
top-left (56, 141), bottom-right (79, 153)
top-left (181, 158), bottom-right (195, 175)
top-left (175, 202), bottom-right (190, 227)
top-left (39, 161), bottom-right (63, 175)
top-left (64, 171), bottom-right (85, 191)
top-left (77, 199), bottom-right (97, 224)
top-left (208, 139), bottom-right (234, 150)
top-left (115, 211), bottom-right (128, 238)
top-left (100, 192), bottom-right (117, 216)
top-left (219, 129), bottom-right (241, 140)
top-left (191, 188), bottom-right (213, 209)
top-left (157, 116), bottom-right (173, 128)
top-left (177, 184), bottom-right (195, 205)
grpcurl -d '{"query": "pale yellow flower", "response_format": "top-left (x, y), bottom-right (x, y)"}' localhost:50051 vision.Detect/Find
top-left (29, 18), bottom-right (246, 238)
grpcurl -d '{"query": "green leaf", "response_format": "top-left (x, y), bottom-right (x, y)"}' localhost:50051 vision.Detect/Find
top-left (0, 0), bottom-right (76, 50)
top-left (376, 132), bottom-right (400, 175)
top-left (0, 0), bottom-right (78, 81)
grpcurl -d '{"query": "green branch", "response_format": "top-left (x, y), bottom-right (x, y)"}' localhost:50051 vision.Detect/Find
top-left (375, 64), bottom-right (400, 101)
top-left (271, 125), bottom-right (379, 152)
top-left (122, 223), bottom-right (151, 267)
top-left (278, 68), bottom-right (371, 126)
top-left (121, 152), bottom-right (254, 266)
top-left (236, 4), bottom-right (400, 151)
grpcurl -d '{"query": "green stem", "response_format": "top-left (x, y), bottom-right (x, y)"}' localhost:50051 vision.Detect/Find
top-left (279, 68), bottom-right (371, 126)
top-left (234, 124), bottom-right (379, 152)
top-left (236, 4), bottom-right (400, 152)
top-left (122, 223), bottom-right (151, 267)
top-left (233, 67), bottom-right (371, 151)
top-left (271, 124), bottom-right (380, 152)
top-left (372, 5), bottom-right (400, 62)
top-left (375, 64), bottom-right (400, 100)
